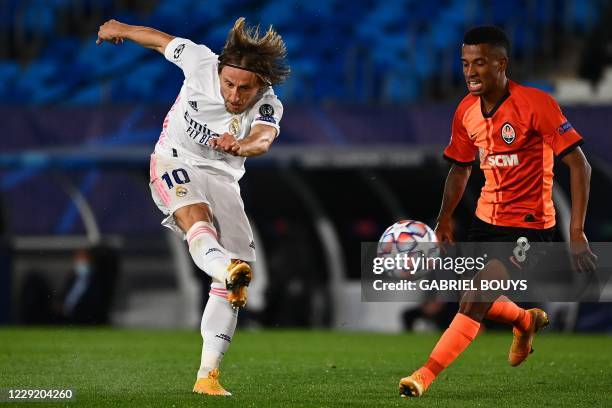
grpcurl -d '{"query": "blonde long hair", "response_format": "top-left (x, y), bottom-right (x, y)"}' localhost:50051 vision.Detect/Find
top-left (218, 17), bottom-right (290, 86)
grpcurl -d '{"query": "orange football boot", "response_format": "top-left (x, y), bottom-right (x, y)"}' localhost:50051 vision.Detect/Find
top-left (226, 260), bottom-right (252, 309)
top-left (399, 370), bottom-right (429, 398)
top-left (509, 308), bottom-right (549, 367)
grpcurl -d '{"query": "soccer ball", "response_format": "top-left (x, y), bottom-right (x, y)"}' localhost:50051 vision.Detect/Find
top-left (377, 220), bottom-right (439, 279)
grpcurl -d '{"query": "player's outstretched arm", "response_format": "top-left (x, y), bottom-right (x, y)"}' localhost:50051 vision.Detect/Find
top-left (561, 147), bottom-right (598, 273)
top-left (237, 124), bottom-right (277, 157)
top-left (435, 164), bottom-right (472, 243)
top-left (211, 125), bottom-right (277, 158)
top-left (96, 19), bottom-right (174, 54)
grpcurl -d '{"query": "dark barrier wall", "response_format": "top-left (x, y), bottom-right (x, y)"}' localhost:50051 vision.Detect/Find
top-left (1, 105), bottom-right (611, 236)
top-left (2, 105), bottom-right (611, 155)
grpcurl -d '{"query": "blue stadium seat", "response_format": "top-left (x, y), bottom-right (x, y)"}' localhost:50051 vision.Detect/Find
top-left (66, 84), bottom-right (102, 104)
top-left (77, 39), bottom-right (148, 77)
top-left (14, 61), bottom-right (58, 103)
top-left (20, 0), bottom-right (56, 37)
top-left (257, 0), bottom-right (294, 27)
top-left (0, 62), bottom-right (20, 99)
top-left (385, 66), bottom-right (420, 101)
top-left (1, 0), bottom-right (608, 104)
top-left (110, 61), bottom-right (167, 102)
top-left (40, 37), bottom-right (81, 62)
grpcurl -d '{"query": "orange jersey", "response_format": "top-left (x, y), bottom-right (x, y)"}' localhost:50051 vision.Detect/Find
top-left (443, 80), bottom-right (583, 229)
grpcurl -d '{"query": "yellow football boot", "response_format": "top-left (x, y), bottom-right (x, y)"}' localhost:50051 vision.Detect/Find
top-left (193, 368), bottom-right (231, 396)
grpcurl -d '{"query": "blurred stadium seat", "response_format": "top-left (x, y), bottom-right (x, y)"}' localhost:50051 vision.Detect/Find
top-left (1, 0), bottom-right (610, 104)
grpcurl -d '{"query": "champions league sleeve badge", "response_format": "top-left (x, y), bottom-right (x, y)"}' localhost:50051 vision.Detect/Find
top-left (255, 103), bottom-right (277, 124)
top-left (259, 104), bottom-right (274, 117)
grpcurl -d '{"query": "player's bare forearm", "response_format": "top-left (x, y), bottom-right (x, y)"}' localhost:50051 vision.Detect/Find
top-left (96, 19), bottom-right (174, 54)
top-left (210, 125), bottom-right (277, 157)
top-left (237, 125), bottom-right (277, 157)
top-left (434, 164), bottom-right (471, 243)
top-left (437, 164), bottom-right (472, 222)
top-left (561, 147), bottom-right (591, 240)
top-left (561, 147), bottom-right (597, 273)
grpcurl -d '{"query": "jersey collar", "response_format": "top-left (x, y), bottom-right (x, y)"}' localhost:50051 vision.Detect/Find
top-left (481, 80), bottom-right (511, 118)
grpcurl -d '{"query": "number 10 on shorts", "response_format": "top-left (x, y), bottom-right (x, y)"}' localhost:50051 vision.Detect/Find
top-left (161, 168), bottom-right (191, 189)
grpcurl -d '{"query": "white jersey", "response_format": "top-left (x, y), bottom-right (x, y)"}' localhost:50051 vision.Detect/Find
top-left (154, 37), bottom-right (284, 181)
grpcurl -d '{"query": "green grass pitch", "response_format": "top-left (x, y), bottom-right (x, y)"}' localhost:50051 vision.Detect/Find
top-left (1, 328), bottom-right (611, 407)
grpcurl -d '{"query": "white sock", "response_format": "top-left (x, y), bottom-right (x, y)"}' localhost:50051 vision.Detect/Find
top-left (186, 221), bottom-right (231, 282)
top-left (198, 282), bottom-right (238, 378)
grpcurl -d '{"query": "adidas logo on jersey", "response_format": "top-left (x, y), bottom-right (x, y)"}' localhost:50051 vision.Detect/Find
top-left (487, 154), bottom-right (519, 167)
top-left (215, 333), bottom-right (232, 343)
top-left (205, 248), bottom-right (222, 255)
top-left (173, 43), bottom-right (185, 59)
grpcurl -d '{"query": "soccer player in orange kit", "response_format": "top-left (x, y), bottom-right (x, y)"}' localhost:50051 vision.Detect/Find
top-left (399, 26), bottom-right (598, 398)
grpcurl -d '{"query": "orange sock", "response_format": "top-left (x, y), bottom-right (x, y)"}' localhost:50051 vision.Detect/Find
top-left (486, 296), bottom-right (531, 332)
top-left (418, 313), bottom-right (480, 388)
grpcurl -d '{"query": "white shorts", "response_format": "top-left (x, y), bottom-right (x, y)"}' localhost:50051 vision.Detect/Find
top-left (149, 153), bottom-right (256, 261)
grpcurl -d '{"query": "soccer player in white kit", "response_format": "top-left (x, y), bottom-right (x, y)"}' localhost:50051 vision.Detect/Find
top-left (96, 17), bottom-right (289, 396)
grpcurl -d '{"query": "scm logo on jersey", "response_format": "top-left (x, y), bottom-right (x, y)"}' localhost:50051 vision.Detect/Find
top-left (501, 122), bottom-right (516, 144)
top-left (487, 154), bottom-right (519, 167)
